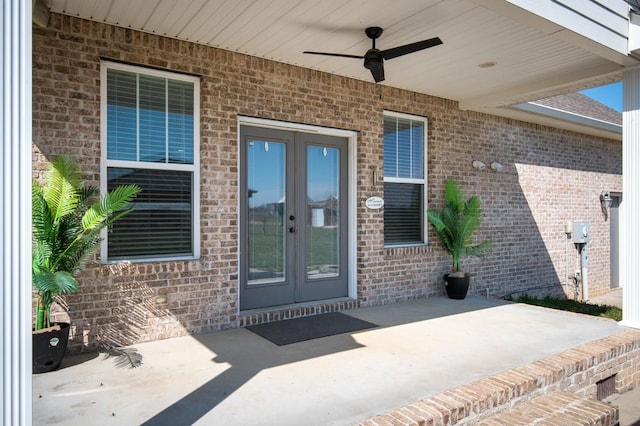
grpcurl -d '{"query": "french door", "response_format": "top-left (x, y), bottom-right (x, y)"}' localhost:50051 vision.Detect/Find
top-left (239, 126), bottom-right (349, 310)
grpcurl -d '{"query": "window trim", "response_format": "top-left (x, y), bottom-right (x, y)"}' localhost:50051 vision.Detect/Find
top-left (383, 110), bottom-right (428, 247)
top-left (99, 60), bottom-right (200, 263)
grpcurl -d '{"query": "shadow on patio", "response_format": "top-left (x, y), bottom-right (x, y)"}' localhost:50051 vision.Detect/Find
top-left (33, 296), bottom-right (626, 425)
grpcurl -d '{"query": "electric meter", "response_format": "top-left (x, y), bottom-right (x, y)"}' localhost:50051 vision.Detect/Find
top-left (571, 221), bottom-right (590, 244)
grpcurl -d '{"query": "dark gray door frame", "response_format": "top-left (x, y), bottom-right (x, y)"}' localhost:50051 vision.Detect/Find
top-left (239, 125), bottom-right (349, 310)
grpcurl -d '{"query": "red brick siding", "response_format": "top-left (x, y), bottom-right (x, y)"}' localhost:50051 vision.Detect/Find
top-left (32, 14), bottom-right (622, 351)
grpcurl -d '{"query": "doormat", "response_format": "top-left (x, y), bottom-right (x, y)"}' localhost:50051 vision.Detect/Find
top-left (245, 312), bottom-right (378, 346)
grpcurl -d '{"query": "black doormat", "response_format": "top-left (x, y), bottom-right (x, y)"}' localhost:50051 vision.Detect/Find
top-left (245, 312), bottom-right (378, 346)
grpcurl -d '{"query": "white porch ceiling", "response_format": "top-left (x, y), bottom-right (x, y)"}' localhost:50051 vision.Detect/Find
top-left (46, 0), bottom-right (638, 138)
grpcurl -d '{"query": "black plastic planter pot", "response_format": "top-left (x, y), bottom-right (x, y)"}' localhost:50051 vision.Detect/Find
top-left (33, 322), bottom-right (70, 373)
top-left (443, 273), bottom-right (470, 299)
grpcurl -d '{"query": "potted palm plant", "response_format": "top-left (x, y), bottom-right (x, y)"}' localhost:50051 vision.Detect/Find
top-left (427, 179), bottom-right (491, 299)
top-left (32, 156), bottom-right (140, 373)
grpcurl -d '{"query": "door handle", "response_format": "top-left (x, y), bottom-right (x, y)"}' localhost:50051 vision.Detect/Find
top-left (289, 227), bottom-right (296, 233)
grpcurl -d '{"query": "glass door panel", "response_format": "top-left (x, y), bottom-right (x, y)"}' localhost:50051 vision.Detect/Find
top-left (306, 146), bottom-right (340, 279)
top-left (247, 140), bottom-right (286, 284)
top-left (296, 133), bottom-right (348, 303)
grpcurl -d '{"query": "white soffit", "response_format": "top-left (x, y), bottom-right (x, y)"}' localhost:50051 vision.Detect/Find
top-left (45, 0), bottom-right (638, 135)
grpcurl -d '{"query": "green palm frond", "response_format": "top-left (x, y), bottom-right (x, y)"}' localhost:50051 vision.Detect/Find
top-left (427, 179), bottom-right (491, 272)
top-left (444, 179), bottom-right (465, 210)
top-left (33, 271), bottom-right (78, 329)
top-left (42, 156), bottom-right (82, 221)
top-left (33, 271), bottom-right (78, 299)
top-left (82, 184), bottom-right (139, 231)
top-left (32, 156), bottom-right (140, 330)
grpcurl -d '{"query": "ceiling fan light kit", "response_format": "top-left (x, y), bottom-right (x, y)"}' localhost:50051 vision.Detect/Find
top-left (304, 26), bottom-right (442, 83)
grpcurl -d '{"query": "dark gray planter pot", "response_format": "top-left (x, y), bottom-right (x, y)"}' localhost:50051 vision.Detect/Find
top-left (443, 273), bottom-right (470, 299)
top-left (33, 322), bottom-right (70, 373)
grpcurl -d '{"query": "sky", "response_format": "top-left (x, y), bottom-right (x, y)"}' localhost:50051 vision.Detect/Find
top-left (581, 82), bottom-right (623, 112)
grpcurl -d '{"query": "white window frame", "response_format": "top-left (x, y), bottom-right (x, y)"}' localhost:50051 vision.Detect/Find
top-left (100, 61), bottom-right (200, 263)
top-left (383, 110), bottom-right (428, 247)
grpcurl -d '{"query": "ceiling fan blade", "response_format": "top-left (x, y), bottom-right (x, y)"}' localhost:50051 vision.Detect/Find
top-left (381, 37), bottom-right (442, 60)
top-left (303, 51), bottom-right (364, 59)
top-left (369, 63), bottom-right (385, 83)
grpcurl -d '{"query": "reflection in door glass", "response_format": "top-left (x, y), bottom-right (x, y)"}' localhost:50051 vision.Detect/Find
top-left (247, 140), bottom-right (286, 284)
top-left (307, 146), bottom-right (339, 279)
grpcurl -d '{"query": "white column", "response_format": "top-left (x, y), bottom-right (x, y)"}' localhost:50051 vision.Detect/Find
top-left (620, 68), bottom-right (640, 329)
top-left (1, 0), bottom-right (33, 424)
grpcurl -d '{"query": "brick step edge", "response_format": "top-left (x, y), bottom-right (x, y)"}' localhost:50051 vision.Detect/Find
top-left (478, 391), bottom-right (617, 426)
top-left (356, 329), bottom-right (640, 426)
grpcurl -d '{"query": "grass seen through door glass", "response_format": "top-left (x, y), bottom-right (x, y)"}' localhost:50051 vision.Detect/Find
top-left (248, 220), bottom-right (338, 272)
top-left (508, 295), bottom-right (622, 321)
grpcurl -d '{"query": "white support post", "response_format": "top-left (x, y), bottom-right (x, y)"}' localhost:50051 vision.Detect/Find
top-left (1, 0), bottom-right (33, 424)
top-left (620, 68), bottom-right (640, 329)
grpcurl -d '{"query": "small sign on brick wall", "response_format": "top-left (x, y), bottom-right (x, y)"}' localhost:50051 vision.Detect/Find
top-left (365, 196), bottom-right (384, 210)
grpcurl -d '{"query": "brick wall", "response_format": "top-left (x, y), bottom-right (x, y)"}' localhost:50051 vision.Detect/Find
top-left (32, 14), bottom-right (622, 351)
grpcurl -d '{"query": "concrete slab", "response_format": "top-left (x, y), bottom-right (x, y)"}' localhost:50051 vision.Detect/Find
top-left (590, 287), bottom-right (623, 309)
top-left (32, 297), bottom-right (626, 425)
top-left (606, 387), bottom-right (640, 426)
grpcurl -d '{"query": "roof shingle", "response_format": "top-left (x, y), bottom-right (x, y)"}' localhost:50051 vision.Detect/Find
top-left (533, 92), bottom-right (621, 125)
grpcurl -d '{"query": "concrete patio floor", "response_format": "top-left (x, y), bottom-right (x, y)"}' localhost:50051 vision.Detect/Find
top-left (590, 287), bottom-right (623, 308)
top-left (33, 296), bottom-right (632, 425)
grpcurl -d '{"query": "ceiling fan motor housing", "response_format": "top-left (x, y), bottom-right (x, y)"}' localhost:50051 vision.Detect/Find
top-left (364, 49), bottom-right (383, 70)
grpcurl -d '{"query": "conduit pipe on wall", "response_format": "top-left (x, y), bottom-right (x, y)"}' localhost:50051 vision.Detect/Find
top-left (579, 244), bottom-right (589, 301)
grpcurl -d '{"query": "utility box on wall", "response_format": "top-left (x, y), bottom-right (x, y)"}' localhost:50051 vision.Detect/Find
top-left (571, 221), bottom-right (590, 244)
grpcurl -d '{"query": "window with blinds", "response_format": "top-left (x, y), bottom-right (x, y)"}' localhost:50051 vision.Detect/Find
top-left (383, 112), bottom-right (427, 245)
top-left (101, 62), bottom-right (200, 261)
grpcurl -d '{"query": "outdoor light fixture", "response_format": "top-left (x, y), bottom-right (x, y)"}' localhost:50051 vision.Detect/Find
top-left (473, 160), bottom-right (504, 172)
top-left (33, 0), bottom-right (50, 27)
top-left (472, 160), bottom-right (486, 170)
top-left (600, 191), bottom-right (612, 220)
